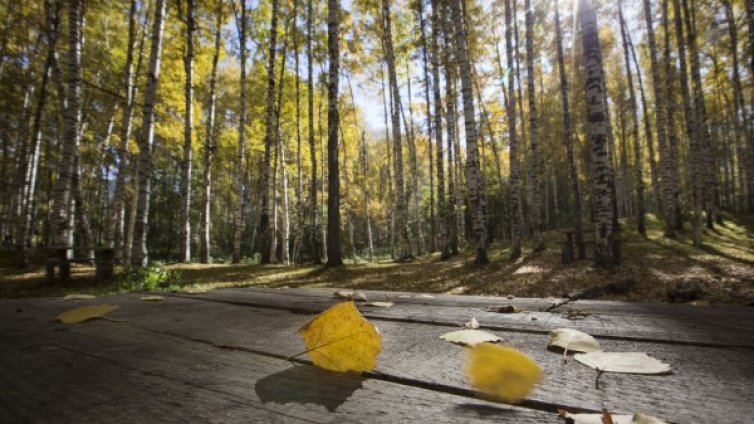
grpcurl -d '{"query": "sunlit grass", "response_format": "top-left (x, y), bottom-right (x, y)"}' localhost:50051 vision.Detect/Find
top-left (2, 214), bottom-right (753, 304)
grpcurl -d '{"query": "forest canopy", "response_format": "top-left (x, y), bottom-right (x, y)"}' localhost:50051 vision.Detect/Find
top-left (1, 0), bottom-right (752, 268)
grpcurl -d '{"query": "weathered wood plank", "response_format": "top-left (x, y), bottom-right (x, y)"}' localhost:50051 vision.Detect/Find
top-left (4, 293), bottom-right (752, 423)
top-left (0, 301), bottom-right (553, 423)
top-left (172, 287), bottom-right (754, 348)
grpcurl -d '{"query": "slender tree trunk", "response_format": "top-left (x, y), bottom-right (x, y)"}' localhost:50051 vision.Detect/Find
top-left (661, 0), bottom-right (682, 231)
top-left (628, 35), bottom-right (661, 216)
top-left (618, 0), bottom-right (646, 236)
top-left (449, 0), bottom-right (487, 263)
top-left (306, 0), bottom-right (320, 263)
top-left (580, 0), bottom-right (616, 266)
top-left (524, 0), bottom-right (544, 252)
top-left (682, 0), bottom-right (717, 227)
top-left (200, 1), bottom-right (223, 264)
top-left (275, 29), bottom-right (290, 265)
top-left (404, 61), bottom-right (424, 255)
top-left (50, 0), bottom-right (83, 250)
top-left (418, 0), bottom-right (435, 253)
top-left (232, 2), bottom-right (247, 263)
top-left (178, 0), bottom-right (195, 262)
top-left (554, 0), bottom-right (585, 255)
top-left (430, 0), bottom-right (449, 259)
top-left (505, 0), bottom-right (523, 260)
top-left (746, 0), bottom-right (754, 210)
top-left (669, 0), bottom-right (703, 245)
top-left (132, 0), bottom-right (167, 265)
top-left (642, 0), bottom-right (678, 237)
top-left (326, 0), bottom-right (342, 265)
top-left (725, 1), bottom-right (749, 212)
top-left (259, 0), bottom-right (279, 264)
top-left (16, 0), bottom-right (59, 267)
top-left (382, 0), bottom-right (411, 260)
top-left (110, 0), bottom-right (143, 262)
top-left (292, 0), bottom-right (303, 263)
top-left (440, 1), bottom-right (459, 255)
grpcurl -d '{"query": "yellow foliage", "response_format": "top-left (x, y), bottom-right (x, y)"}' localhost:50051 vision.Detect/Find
top-left (297, 301), bottom-right (382, 372)
top-left (466, 342), bottom-right (542, 403)
top-left (56, 304), bottom-right (119, 324)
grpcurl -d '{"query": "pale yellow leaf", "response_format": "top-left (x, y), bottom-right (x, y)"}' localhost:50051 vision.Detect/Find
top-left (440, 329), bottom-right (502, 347)
top-left (463, 317), bottom-right (480, 329)
top-left (560, 411), bottom-right (667, 424)
top-left (333, 290), bottom-right (368, 301)
top-left (56, 304), bottom-right (119, 324)
top-left (467, 342), bottom-right (542, 403)
top-left (63, 294), bottom-right (96, 300)
top-left (363, 301), bottom-right (393, 307)
top-left (297, 301), bottom-right (382, 372)
top-left (574, 352), bottom-right (671, 374)
top-left (141, 296), bottom-right (165, 301)
top-left (549, 328), bottom-right (602, 354)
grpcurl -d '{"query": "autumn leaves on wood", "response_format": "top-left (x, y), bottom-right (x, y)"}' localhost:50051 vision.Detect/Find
top-left (4, 0), bottom-right (752, 269)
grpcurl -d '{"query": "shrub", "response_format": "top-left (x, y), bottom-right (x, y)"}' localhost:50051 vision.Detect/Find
top-left (115, 262), bottom-right (181, 292)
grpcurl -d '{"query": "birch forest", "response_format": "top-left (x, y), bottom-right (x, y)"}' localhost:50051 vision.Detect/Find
top-left (2, 0), bottom-right (754, 270)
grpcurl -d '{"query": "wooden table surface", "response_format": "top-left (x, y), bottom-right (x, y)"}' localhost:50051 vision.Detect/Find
top-left (1, 287), bottom-right (752, 423)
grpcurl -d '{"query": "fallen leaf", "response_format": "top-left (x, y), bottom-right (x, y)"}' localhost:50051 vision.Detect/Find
top-left (56, 304), bottom-right (119, 324)
top-left (141, 295), bottom-right (164, 301)
top-left (487, 305), bottom-right (522, 313)
top-left (631, 413), bottom-right (667, 424)
top-left (549, 328), bottom-right (602, 355)
top-left (363, 301), bottom-right (394, 308)
top-left (467, 342), bottom-right (542, 403)
top-left (440, 329), bottom-right (502, 347)
top-left (559, 411), bottom-right (667, 424)
top-left (574, 352), bottom-right (671, 374)
top-left (63, 294), bottom-right (96, 300)
top-left (463, 317), bottom-right (480, 329)
top-left (564, 308), bottom-right (591, 320)
top-left (297, 301), bottom-right (382, 372)
top-left (333, 290), bottom-right (368, 302)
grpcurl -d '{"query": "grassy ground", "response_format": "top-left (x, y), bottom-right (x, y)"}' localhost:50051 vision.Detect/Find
top-left (2, 214), bottom-right (753, 305)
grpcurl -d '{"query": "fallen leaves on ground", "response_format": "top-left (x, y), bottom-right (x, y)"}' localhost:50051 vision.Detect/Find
top-left (56, 304), bottom-right (119, 324)
top-left (63, 294), bottom-right (96, 300)
top-left (440, 329), bottom-right (502, 346)
top-left (574, 352), bottom-right (671, 374)
top-left (549, 328), bottom-right (602, 355)
top-left (559, 410), bottom-right (667, 424)
top-left (297, 301), bottom-right (382, 372)
top-left (467, 342), bottom-right (542, 403)
top-left (141, 295), bottom-right (165, 301)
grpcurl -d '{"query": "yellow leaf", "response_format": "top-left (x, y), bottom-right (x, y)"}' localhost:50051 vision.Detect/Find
top-left (297, 301), bottom-right (382, 372)
top-left (56, 304), bottom-right (119, 324)
top-left (467, 342), bottom-right (542, 403)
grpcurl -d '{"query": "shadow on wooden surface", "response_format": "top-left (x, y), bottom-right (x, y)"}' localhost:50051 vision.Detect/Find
top-left (255, 365), bottom-right (364, 412)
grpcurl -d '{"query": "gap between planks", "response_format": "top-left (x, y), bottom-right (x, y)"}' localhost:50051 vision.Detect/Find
top-left (164, 292), bottom-right (754, 350)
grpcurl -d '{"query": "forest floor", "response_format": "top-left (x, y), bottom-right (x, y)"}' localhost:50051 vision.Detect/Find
top-left (2, 213), bottom-right (753, 305)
